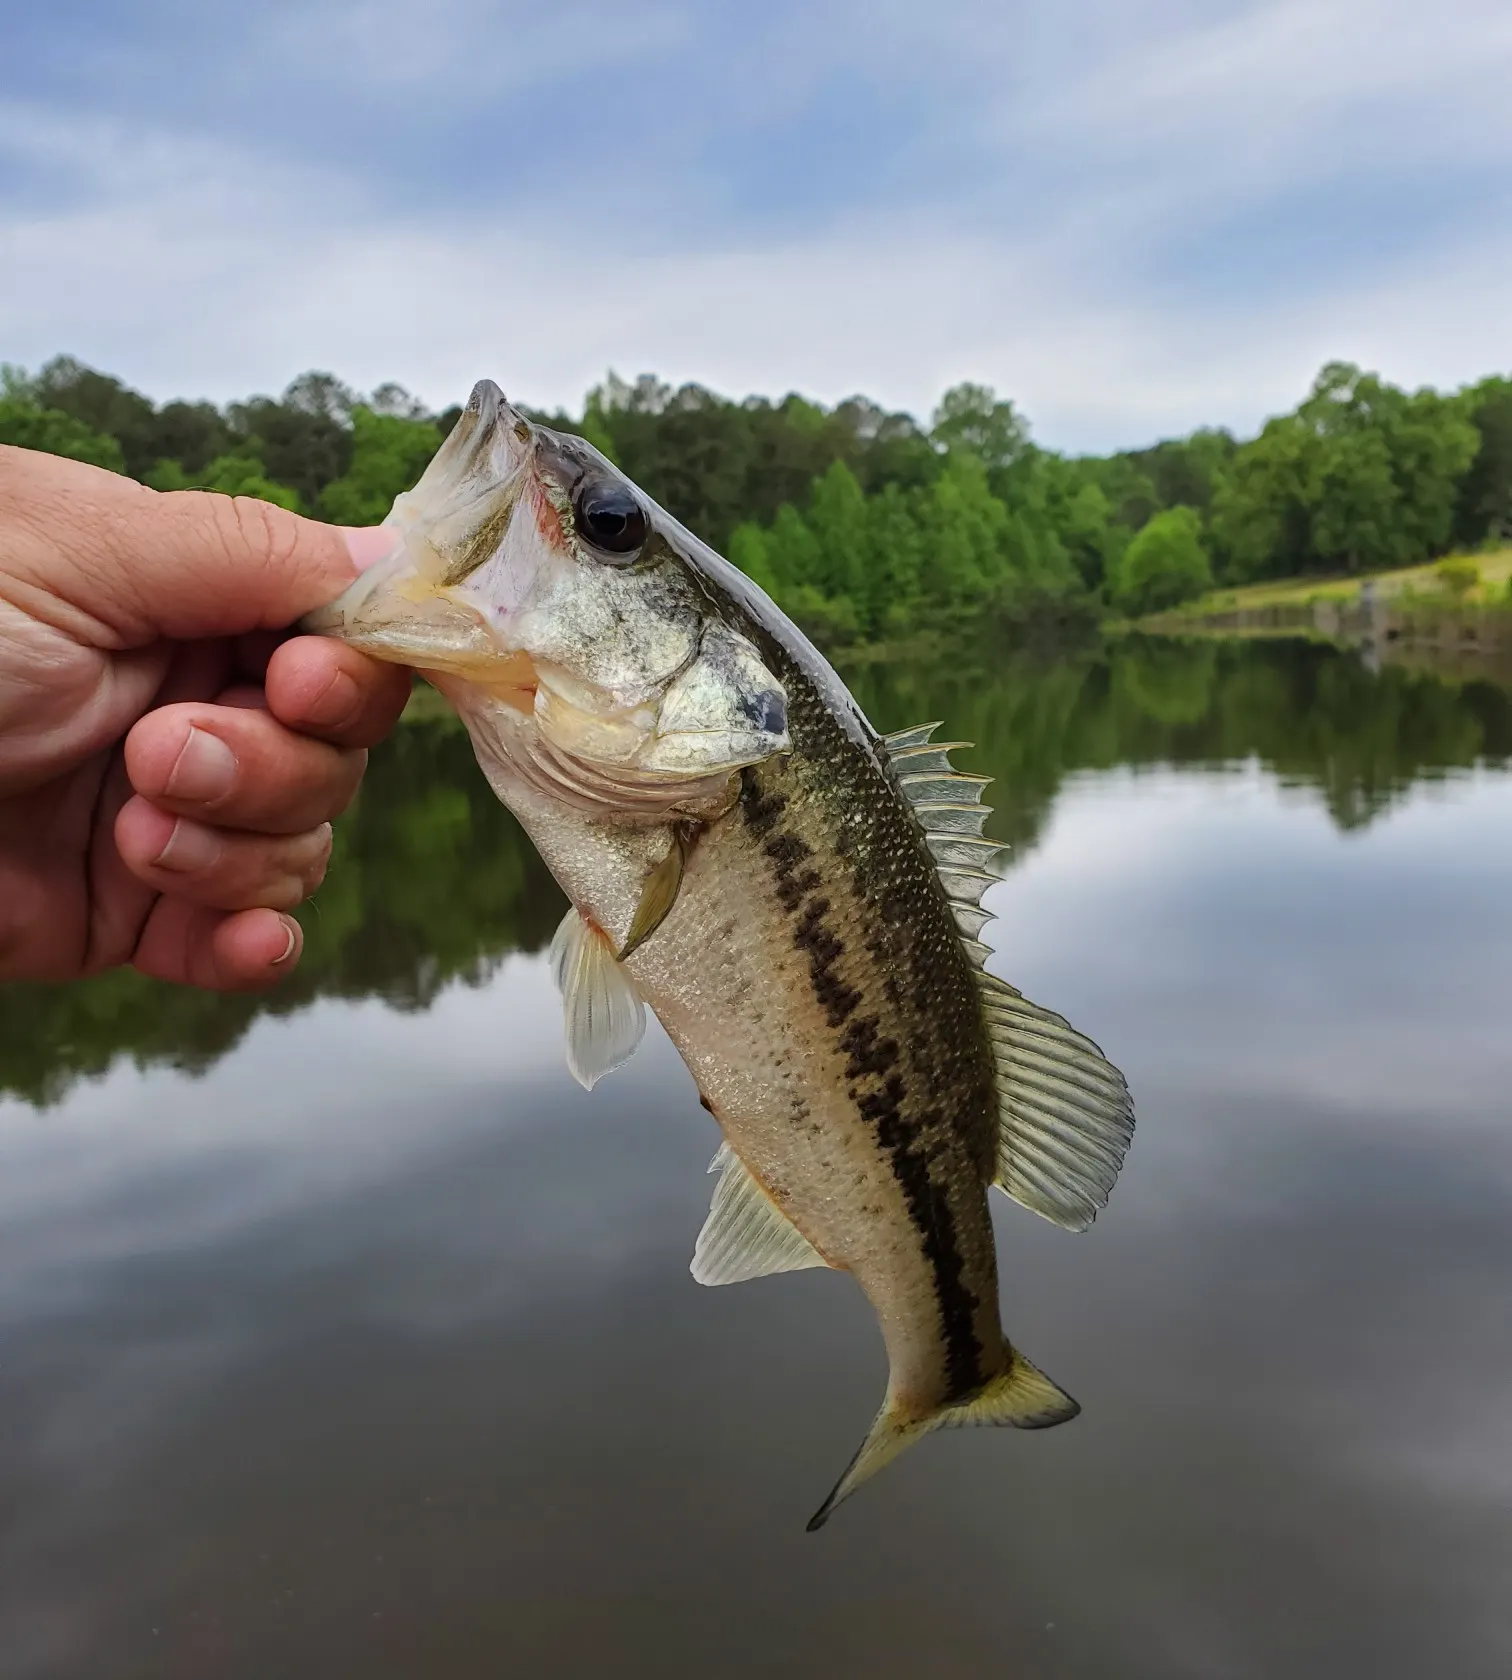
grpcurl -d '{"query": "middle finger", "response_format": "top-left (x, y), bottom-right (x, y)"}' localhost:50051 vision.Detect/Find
top-left (125, 697), bottom-right (366, 836)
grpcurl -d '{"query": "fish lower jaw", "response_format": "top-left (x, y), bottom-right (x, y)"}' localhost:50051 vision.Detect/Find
top-left (426, 652), bottom-right (539, 715)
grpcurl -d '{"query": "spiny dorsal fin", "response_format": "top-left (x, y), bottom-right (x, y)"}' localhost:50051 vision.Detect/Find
top-left (549, 907), bottom-right (646, 1091)
top-left (876, 723), bottom-right (1007, 969)
top-left (880, 720), bottom-right (944, 751)
top-left (978, 971), bottom-right (1135, 1232)
top-left (691, 1143), bottom-right (829, 1287)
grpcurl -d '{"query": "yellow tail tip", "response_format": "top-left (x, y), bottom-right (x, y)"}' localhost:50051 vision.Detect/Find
top-left (805, 1349), bottom-right (1078, 1532)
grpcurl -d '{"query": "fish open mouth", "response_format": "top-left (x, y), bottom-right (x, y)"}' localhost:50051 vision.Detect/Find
top-left (299, 379), bottom-right (535, 675)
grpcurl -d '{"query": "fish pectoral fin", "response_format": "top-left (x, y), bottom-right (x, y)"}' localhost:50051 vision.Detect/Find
top-left (978, 972), bottom-right (1136, 1233)
top-left (690, 1142), bottom-right (830, 1287)
top-left (549, 907), bottom-right (646, 1091)
top-left (617, 827), bottom-right (689, 960)
top-left (807, 1349), bottom-right (1077, 1533)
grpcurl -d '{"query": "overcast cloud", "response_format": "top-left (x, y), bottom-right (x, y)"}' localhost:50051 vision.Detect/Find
top-left (3, 0), bottom-right (1509, 449)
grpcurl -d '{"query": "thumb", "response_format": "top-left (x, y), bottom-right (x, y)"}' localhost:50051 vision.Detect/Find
top-left (1, 446), bottom-right (397, 645)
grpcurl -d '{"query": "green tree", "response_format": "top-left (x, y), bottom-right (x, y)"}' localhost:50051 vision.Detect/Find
top-left (727, 521), bottom-right (781, 596)
top-left (1112, 506), bottom-right (1212, 614)
top-left (1121, 429), bottom-right (1236, 516)
top-left (921, 453), bottom-right (1011, 606)
top-left (1453, 376), bottom-right (1512, 547)
top-left (866, 483), bottom-right (927, 632)
top-left (226, 375), bottom-right (355, 509)
top-left (318, 407), bottom-right (444, 526)
top-left (1210, 363), bottom-right (1479, 580)
top-left (0, 398), bottom-right (126, 471)
top-left (806, 460), bottom-right (871, 612)
top-left (144, 450), bottom-right (300, 508)
top-left (931, 382), bottom-right (1030, 475)
top-left (31, 355), bottom-right (159, 475)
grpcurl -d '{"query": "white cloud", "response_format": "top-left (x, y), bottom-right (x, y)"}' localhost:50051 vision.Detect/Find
top-left (2, 0), bottom-right (1509, 445)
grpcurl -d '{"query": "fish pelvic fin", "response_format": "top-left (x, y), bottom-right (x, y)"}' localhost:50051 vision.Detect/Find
top-left (549, 906), bottom-right (645, 1091)
top-left (806, 1347), bottom-right (1078, 1533)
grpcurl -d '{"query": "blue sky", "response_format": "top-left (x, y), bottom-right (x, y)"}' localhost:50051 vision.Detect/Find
top-left (2, 0), bottom-right (1509, 451)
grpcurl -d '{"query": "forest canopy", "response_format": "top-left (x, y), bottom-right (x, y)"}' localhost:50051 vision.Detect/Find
top-left (2, 355), bottom-right (1508, 644)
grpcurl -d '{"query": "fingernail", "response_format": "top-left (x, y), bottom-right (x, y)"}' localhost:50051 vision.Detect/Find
top-left (153, 818), bottom-right (221, 872)
top-left (166, 727), bottom-right (237, 803)
top-left (273, 916), bottom-right (300, 965)
top-left (307, 669), bottom-right (361, 730)
top-left (341, 526), bottom-right (401, 572)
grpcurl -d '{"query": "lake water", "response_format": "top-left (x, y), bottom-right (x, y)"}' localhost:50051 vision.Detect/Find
top-left (2, 637), bottom-right (1511, 1679)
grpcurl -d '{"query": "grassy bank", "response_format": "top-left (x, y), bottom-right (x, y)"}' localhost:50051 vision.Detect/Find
top-left (1148, 546), bottom-right (1512, 624)
top-left (1132, 545), bottom-right (1512, 686)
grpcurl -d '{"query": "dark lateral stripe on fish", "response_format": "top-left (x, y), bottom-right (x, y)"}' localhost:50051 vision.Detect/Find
top-left (855, 1079), bottom-right (984, 1396)
top-left (741, 767), bottom-right (985, 1398)
top-left (792, 898), bottom-right (862, 1028)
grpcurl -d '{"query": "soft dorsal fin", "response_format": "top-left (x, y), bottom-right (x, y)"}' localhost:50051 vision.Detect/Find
top-left (549, 907), bottom-right (646, 1091)
top-left (978, 972), bottom-right (1135, 1231)
top-left (879, 721), bottom-right (1135, 1230)
top-left (691, 1143), bottom-right (829, 1286)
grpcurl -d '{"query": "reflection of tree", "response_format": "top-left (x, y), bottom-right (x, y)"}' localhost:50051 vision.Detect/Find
top-left (5, 644), bottom-right (1510, 1105)
top-left (0, 720), bottom-right (564, 1105)
top-left (846, 637), bottom-right (1512, 859)
top-left (1114, 639), bottom-right (1219, 727)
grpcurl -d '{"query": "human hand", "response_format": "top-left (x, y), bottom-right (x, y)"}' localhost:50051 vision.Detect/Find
top-left (0, 446), bottom-right (411, 989)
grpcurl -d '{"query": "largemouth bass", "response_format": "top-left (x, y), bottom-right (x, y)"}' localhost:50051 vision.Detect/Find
top-left (304, 380), bottom-right (1134, 1529)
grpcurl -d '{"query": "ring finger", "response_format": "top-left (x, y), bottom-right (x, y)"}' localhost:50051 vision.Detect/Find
top-left (114, 796), bottom-right (334, 911)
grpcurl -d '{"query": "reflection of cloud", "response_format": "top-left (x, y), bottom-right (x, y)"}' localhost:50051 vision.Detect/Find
top-left (3, 1069), bottom-right (1511, 1677)
top-left (2, 759), bottom-right (1511, 1676)
top-left (0, 951), bottom-right (697, 1317)
top-left (988, 767), bottom-right (1512, 1142)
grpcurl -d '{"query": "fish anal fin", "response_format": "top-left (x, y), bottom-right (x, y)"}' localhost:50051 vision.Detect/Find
top-left (691, 1142), bottom-right (830, 1287)
top-left (806, 1348), bottom-right (1077, 1532)
top-left (979, 971), bottom-right (1135, 1232)
top-left (549, 906), bottom-right (646, 1091)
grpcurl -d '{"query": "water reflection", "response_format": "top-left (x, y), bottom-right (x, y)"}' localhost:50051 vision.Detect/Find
top-left (4, 638), bottom-right (1510, 1106)
top-left (2, 667), bottom-right (1510, 1676)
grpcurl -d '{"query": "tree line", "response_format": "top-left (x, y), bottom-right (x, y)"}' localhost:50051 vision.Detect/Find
top-left (3, 355), bottom-right (1509, 640)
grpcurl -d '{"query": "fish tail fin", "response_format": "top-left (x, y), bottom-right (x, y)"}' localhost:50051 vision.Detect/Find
top-left (936, 1347), bottom-right (1081, 1433)
top-left (805, 1346), bottom-right (1078, 1533)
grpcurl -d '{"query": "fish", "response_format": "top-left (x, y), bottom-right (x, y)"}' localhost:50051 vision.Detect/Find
top-left (302, 379), bottom-right (1135, 1530)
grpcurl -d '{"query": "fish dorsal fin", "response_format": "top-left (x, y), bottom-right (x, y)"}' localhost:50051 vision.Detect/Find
top-left (977, 971), bottom-right (1135, 1232)
top-left (880, 720), bottom-right (1135, 1231)
top-left (691, 1142), bottom-right (829, 1287)
top-left (549, 907), bottom-right (646, 1091)
top-left (877, 722), bottom-right (1007, 971)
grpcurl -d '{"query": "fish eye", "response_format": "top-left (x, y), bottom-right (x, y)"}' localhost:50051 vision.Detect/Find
top-left (574, 479), bottom-right (647, 557)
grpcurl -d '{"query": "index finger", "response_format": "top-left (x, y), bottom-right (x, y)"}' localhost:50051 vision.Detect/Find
top-left (264, 636), bottom-right (414, 749)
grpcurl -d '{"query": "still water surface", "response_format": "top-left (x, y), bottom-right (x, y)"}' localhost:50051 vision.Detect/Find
top-left (2, 638), bottom-right (1510, 1678)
